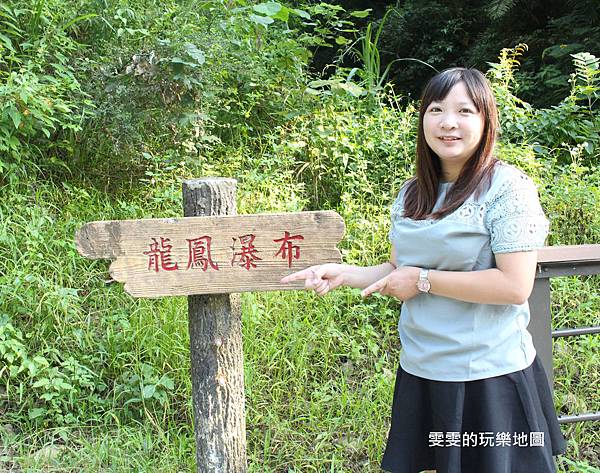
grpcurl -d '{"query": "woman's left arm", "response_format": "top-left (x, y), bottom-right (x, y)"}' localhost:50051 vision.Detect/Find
top-left (361, 251), bottom-right (539, 305)
top-left (427, 251), bottom-right (538, 304)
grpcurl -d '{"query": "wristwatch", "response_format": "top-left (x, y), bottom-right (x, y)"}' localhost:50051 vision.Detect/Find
top-left (417, 268), bottom-right (431, 293)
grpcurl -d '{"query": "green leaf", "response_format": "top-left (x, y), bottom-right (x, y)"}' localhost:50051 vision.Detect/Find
top-left (253, 2), bottom-right (282, 16)
top-left (123, 397), bottom-right (141, 406)
top-left (62, 13), bottom-right (98, 31)
top-left (335, 36), bottom-right (349, 45)
top-left (8, 108), bottom-right (21, 129)
top-left (142, 384), bottom-right (156, 399)
top-left (249, 14), bottom-right (274, 26)
top-left (0, 32), bottom-right (14, 52)
top-left (336, 82), bottom-right (365, 97)
top-left (305, 87), bottom-right (323, 95)
top-left (308, 79), bottom-right (338, 88)
top-left (184, 43), bottom-right (205, 65)
top-left (158, 375), bottom-right (174, 390)
top-left (33, 355), bottom-right (48, 367)
top-left (55, 379), bottom-right (73, 390)
top-left (291, 8), bottom-right (310, 19)
top-left (271, 6), bottom-right (290, 22)
top-left (32, 377), bottom-right (49, 388)
top-left (167, 57), bottom-right (198, 74)
top-left (29, 408), bottom-right (46, 419)
top-left (25, 360), bottom-right (38, 376)
top-left (350, 9), bottom-right (371, 18)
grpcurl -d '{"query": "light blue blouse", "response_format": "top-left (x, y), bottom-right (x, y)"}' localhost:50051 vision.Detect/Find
top-left (389, 161), bottom-right (550, 381)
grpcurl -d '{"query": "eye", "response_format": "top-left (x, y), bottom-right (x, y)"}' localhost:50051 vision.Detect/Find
top-left (460, 108), bottom-right (475, 114)
top-left (428, 106), bottom-right (442, 112)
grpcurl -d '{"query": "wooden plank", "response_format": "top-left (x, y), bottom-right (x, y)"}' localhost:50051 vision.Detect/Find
top-left (75, 211), bottom-right (345, 298)
top-left (537, 244), bottom-right (600, 264)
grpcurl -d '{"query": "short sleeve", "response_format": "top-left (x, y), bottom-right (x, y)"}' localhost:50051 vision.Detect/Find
top-left (484, 173), bottom-right (549, 254)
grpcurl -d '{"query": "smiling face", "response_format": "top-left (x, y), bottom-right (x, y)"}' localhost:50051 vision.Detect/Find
top-left (422, 81), bottom-right (485, 182)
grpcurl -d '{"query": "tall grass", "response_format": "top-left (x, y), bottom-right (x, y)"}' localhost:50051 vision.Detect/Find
top-left (2, 165), bottom-right (599, 471)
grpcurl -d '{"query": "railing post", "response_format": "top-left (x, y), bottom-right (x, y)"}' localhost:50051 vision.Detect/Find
top-left (531, 244), bottom-right (600, 396)
top-left (183, 178), bottom-right (247, 473)
top-left (529, 276), bottom-right (554, 390)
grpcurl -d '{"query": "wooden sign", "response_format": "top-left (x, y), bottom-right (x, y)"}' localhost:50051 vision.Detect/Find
top-left (75, 211), bottom-right (345, 298)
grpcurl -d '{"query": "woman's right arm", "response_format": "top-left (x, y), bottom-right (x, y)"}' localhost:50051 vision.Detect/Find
top-left (280, 246), bottom-right (398, 295)
top-left (343, 244), bottom-right (398, 288)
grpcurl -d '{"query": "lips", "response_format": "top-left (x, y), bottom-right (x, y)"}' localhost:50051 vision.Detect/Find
top-left (439, 136), bottom-right (461, 141)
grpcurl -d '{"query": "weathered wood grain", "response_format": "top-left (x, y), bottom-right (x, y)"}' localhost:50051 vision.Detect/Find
top-left (75, 211), bottom-right (345, 297)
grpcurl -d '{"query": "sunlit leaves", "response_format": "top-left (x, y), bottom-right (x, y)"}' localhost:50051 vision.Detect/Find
top-left (249, 2), bottom-right (310, 27)
top-left (253, 2), bottom-right (283, 17)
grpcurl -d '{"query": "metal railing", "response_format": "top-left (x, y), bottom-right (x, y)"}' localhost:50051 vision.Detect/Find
top-left (529, 244), bottom-right (600, 424)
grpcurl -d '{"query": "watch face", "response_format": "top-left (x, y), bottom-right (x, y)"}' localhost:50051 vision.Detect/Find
top-left (418, 280), bottom-right (431, 292)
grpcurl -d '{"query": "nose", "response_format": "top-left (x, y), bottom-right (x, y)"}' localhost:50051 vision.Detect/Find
top-left (440, 113), bottom-right (458, 130)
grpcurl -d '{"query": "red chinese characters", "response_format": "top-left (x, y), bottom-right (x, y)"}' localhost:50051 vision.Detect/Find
top-left (231, 234), bottom-right (263, 270)
top-left (274, 231), bottom-right (304, 268)
top-left (144, 231), bottom-right (305, 272)
top-left (186, 236), bottom-right (219, 271)
top-left (143, 237), bottom-right (179, 272)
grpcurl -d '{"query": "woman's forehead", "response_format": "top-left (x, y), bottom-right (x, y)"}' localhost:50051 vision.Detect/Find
top-left (432, 82), bottom-right (474, 101)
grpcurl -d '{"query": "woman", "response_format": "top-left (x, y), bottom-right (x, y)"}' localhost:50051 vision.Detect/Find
top-left (281, 68), bottom-right (567, 472)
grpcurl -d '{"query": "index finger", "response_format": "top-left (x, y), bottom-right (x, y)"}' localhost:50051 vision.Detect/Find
top-left (280, 266), bottom-right (318, 284)
top-left (361, 278), bottom-right (386, 298)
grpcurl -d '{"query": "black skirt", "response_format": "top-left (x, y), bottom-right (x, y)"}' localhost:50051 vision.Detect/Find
top-left (380, 356), bottom-right (567, 473)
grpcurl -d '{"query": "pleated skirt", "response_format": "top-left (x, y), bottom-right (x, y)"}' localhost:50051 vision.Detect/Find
top-left (380, 355), bottom-right (567, 473)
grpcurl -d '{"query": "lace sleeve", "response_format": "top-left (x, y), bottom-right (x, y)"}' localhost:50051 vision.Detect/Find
top-left (484, 173), bottom-right (549, 254)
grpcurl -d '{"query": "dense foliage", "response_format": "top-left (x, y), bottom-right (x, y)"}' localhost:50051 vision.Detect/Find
top-left (0, 0), bottom-right (599, 470)
top-left (316, 0), bottom-right (600, 107)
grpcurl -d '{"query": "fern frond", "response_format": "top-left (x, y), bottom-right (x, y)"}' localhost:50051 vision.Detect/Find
top-left (571, 52), bottom-right (599, 85)
top-left (572, 52), bottom-right (599, 71)
top-left (486, 0), bottom-right (520, 20)
top-left (568, 52), bottom-right (599, 108)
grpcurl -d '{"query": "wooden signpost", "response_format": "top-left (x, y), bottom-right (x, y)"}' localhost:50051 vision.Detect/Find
top-left (75, 177), bottom-right (345, 472)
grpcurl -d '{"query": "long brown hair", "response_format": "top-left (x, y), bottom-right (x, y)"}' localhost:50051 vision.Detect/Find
top-left (402, 67), bottom-right (499, 220)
